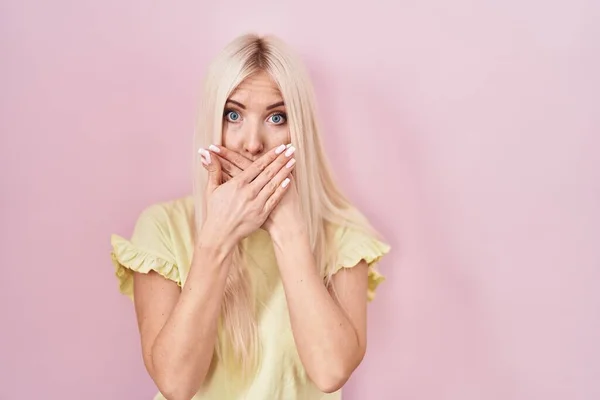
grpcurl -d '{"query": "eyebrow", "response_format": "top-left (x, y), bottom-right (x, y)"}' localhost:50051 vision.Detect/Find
top-left (226, 99), bottom-right (285, 110)
top-left (266, 101), bottom-right (285, 110)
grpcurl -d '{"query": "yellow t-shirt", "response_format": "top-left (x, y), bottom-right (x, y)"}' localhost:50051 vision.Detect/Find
top-left (110, 196), bottom-right (390, 400)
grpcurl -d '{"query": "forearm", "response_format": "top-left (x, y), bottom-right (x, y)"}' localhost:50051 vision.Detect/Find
top-left (271, 230), bottom-right (362, 392)
top-left (151, 232), bottom-right (235, 398)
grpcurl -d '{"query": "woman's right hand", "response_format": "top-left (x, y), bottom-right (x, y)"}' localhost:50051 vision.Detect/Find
top-left (197, 143), bottom-right (296, 247)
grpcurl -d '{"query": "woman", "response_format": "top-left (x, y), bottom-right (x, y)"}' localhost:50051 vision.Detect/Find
top-left (110, 33), bottom-right (390, 400)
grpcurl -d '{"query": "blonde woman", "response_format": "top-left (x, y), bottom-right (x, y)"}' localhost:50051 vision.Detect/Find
top-left (110, 33), bottom-right (390, 400)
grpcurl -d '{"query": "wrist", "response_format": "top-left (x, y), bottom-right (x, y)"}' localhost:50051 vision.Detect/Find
top-left (196, 222), bottom-right (238, 259)
top-left (189, 233), bottom-right (235, 283)
top-left (270, 223), bottom-right (309, 249)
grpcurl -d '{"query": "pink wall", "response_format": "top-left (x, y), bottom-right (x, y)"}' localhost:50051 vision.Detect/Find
top-left (2, 0), bottom-right (599, 399)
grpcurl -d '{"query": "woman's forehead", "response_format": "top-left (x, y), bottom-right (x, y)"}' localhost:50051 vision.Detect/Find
top-left (229, 72), bottom-right (283, 105)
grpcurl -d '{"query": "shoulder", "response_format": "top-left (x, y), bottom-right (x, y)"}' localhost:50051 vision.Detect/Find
top-left (122, 195), bottom-right (193, 246)
top-left (332, 223), bottom-right (390, 268)
top-left (123, 195), bottom-right (195, 256)
top-left (109, 196), bottom-right (194, 297)
top-left (134, 195), bottom-right (194, 231)
top-left (328, 219), bottom-right (391, 301)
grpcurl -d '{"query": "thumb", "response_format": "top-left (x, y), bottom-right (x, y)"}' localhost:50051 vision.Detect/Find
top-left (199, 148), bottom-right (222, 192)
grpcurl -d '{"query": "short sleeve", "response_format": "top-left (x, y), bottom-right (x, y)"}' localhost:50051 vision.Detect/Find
top-left (332, 225), bottom-right (391, 302)
top-left (110, 204), bottom-right (181, 300)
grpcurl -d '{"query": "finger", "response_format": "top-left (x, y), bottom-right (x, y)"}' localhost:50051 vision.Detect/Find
top-left (215, 154), bottom-right (243, 177)
top-left (248, 145), bottom-right (296, 194)
top-left (208, 144), bottom-right (253, 170)
top-left (232, 143), bottom-right (288, 184)
top-left (198, 148), bottom-right (222, 192)
top-left (222, 167), bottom-right (233, 182)
top-left (257, 155), bottom-right (296, 205)
top-left (263, 176), bottom-right (293, 215)
top-left (201, 159), bottom-right (233, 183)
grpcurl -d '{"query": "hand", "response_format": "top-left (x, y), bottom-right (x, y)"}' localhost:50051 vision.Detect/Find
top-left (206, 145), bottom-right (305, 241)
top-left (197, 144), bottom-right (296, 247)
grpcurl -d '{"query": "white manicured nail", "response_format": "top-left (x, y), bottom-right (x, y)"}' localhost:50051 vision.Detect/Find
top-left (285, 146), bottom-right (296, 157)
top-left (282, 178), bottom-right (290, 188)
top-left (208, 144), bottom-right (220, 153)
top-left (275, 144), bottom-right (286, 154)
top-left (286, 143), bottom-right (293, 148)
top-left (286, 158), bottom-right (296, 169)
top-left (198, 148), bottom-right (211, 164)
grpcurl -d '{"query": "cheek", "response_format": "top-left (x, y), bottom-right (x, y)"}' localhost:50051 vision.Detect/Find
top-left (268, 127), bottom-right (290, 147)
top-left (222, 124), bottom-right (241, 149)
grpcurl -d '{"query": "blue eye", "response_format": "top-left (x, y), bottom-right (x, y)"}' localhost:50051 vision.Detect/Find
top-left (269, 113), bottom-right (286, 125)
top-left (225, 110), bottom-right (240, 122)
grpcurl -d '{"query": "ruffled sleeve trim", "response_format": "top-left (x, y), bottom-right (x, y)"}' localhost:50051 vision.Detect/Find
top-left (334, 230), bottom-right (391, 302)
top-left (110, 234), bottom-right (181, 300)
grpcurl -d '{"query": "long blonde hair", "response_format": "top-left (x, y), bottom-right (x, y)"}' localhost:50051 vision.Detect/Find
top-left (192, 33), bottom-right (381, 377)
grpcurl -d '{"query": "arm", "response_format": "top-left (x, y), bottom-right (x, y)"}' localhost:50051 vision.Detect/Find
top-left (205, 145), bottom-right (370, 391)
top-left (133, 231), bottom-right (236, 400)
top-left (132, 145), bottom-right (295, 399)
top-left (271, 229), bottom-right (369, 393)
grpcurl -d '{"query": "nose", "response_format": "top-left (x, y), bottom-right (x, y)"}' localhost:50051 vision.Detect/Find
top-left (243, 124), bottom-right (264, 157)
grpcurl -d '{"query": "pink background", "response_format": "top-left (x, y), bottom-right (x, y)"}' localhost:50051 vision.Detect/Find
top-left (2, 0), bottom-right (599, 399)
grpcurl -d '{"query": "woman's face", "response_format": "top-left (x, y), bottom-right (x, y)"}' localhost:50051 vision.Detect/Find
top-left (222, 71), bottom-right (290, 160)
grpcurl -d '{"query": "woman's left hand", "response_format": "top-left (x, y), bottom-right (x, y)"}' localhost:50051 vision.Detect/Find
top-left (205, 145), bottom-right (306, 241)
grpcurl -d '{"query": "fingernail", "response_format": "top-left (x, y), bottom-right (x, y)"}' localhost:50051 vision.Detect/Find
top-left (282, 178), bottom-right (290, 188)
top-left (201, 156), bottom-right (209, 166)
top-left (286, 158), bottom-right (296, 169)
top-left (286, 143), bottom-right (293, 148)
top-left (208, 144), bottom-right (220, 153)
top-left (198, 148), bottom-right (211, 164)
top-left (285, 146), bottom-right (296, 157)
top-left (275, 144), bottom-right (286, 154)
